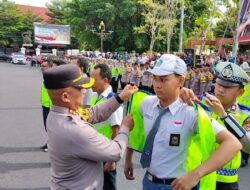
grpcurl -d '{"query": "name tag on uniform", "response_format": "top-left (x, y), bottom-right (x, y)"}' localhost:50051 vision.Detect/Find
top-left (169, 134), bottom-right (180, 146)
top-left (174, 121), bottom-right (182, 127)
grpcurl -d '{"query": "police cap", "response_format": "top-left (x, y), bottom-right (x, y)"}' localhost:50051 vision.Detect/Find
top-left (216, 62), bottom-right (250, 87)
top-left (43, 64), bottom-right (94, 89)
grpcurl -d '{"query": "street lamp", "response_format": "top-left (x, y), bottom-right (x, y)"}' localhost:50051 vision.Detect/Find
top-left (91, 21), bottom-right (113, 53)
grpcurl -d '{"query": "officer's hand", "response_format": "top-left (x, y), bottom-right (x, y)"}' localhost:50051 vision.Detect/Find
top-left (119, 84), bottom-right (138, 101)
top-left (124, 160), bottom-right (135, 180)
top-left (205, 93), bottom-right (227, 118)
top-left (121, 115), bottom-right (134, 131)
top-left (179, 87), bottom-right (198, 105)
top-left (171, 171), bottom-right (200, 190)
top-left (103, 162), bottom-right (116, 172)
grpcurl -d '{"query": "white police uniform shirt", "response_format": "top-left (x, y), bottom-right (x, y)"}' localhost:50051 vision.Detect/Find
top-left (139, 96), bottom-right (224, 179)
top-left (93, 85), bottom-right (123, 128)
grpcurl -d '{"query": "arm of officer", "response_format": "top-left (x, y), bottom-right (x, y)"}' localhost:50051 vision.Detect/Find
top-left (88, 85), bottom-right (137, 124)
top-left (171, 120), bottom-right (242, 190)
top-left (72, 116), bottom-right (133, 162)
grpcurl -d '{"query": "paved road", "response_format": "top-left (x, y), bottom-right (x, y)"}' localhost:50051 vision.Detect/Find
top-left (0, 61), bottom-right (249, 190)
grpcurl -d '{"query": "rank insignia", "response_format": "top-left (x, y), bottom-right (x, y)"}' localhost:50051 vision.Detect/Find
top-left (79, 108), bottom-right (90, 121)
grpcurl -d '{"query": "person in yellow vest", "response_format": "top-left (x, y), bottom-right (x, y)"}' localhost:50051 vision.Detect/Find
top-left (90, 63), bottom-right (123, 190)
top-left (237, 64), bottom-right (250, 107)
top-left (40, 60), bottom-right (53, 152)
top-left (199, 62), bottom-right (250, 190)
top-left (124, 54), bottom-right (241, 190)
top-left (110, 60), bottom-right (119, 93)
top-left (237, 66), bottom-right (250, 167)
top-left (118, 61), bottom-right (124, 90)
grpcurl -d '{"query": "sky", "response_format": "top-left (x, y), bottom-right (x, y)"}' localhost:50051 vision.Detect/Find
top-left (10, 0), bottom-right (51, 7)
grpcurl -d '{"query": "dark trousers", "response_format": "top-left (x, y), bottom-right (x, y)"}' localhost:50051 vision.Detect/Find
top-left (121, 82), bottom-right (127, 90)
top-left (103, 165), bottom-right (116, 190)
top-left (111, 77), bottom-right (118, 93)
top-left (216, 182), bottom-right (238, 190)
top-left (42, 106), bottom-right (50, 132)
top-left (241, 151), bottom-right (249, 162)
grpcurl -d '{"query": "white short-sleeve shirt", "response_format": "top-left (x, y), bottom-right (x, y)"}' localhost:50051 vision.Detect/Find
top-left (93, 85), bottom-right (123, 127)
top-left (139, 96), bottom-right (224, 178)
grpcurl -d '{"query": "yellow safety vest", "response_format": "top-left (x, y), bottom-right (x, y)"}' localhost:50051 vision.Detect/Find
top-left (212, 111), bottom-right (248, 183)
top-left (128, 91), bottom-right (216, 190)
top-left (199, 100), bottom-right (249, 183)
top-left (41, 84), bottom-right (52, 108)
top-left (111, 67), bottom-right (117, 78)
top-left (237, 83), bottom-right (250, 107)
top-left (90, 93), bottom-right (115, 139)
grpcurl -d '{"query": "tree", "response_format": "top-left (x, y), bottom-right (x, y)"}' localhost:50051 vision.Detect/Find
top-left (163, 0), bottom-right (180, 53)
top-left (0, 0), bottom-right (41, 47)
top-left (0, 0), bottom-right (23, 46)
top-left (134, 0), bottom-right (166, 55)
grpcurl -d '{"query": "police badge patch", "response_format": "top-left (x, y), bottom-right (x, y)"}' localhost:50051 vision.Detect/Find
top-left (221, 64), bottom-right (233, 79)
top-left (169, 134), bottom-right (180, 146)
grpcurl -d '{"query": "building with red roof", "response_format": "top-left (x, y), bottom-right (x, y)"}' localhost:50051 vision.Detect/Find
top-left (18, 4), bottom-right (51, 23)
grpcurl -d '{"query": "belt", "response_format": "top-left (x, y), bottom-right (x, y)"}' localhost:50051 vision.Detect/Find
top-left (146, 172), bottom-right (175, 185)
top-left (146, 172), bottom-right (200, 190)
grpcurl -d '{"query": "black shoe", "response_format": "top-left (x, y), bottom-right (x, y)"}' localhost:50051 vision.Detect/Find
top-left (240, 160), bottom-right (248, 167)
top-left (40, 144), bottom-right (47, 149)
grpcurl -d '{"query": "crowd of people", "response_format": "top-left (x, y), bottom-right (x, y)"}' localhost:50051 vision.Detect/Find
top-left (39, 51), bottom-right (250, 190)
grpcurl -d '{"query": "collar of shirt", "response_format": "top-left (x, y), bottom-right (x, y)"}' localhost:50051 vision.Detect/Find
top-left (98, 85), bottom-right (113, 99)
top-left (226, 102), bottom-right (240, 113)
top-left (51, 105), bottom-right (69, 114)
top-left (152, 98), bottom-right (183, 116)
top-left (51, 105), bottom-right (80, 118)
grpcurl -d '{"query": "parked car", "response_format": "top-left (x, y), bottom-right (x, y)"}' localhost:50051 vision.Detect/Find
top-left (0, 52), bottom-right (12, 62)
top-left (11, 52), bottom-right (26, 64)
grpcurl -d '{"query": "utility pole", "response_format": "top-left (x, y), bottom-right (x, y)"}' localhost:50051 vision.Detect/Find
top-left (232, 0), bottom-right (244, 63)
top-left (178, 0), bottom-right (184, 52)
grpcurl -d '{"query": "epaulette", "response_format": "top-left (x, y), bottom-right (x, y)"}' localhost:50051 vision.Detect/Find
top-left (107, 92), bottom-right (115, 99)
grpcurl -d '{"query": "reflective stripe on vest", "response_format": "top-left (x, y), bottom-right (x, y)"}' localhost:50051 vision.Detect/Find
top-left (128, 91), bottom-right (216, 190)
top-left (90, 93), bottom-right (114, 139)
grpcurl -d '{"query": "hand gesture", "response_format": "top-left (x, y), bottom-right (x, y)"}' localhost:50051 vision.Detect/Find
top-left (104, 162), bottom-right (116, 172)
top-left (121, 115), bottom-right (134, 131)
top-left (179, 87), bottom-right (199, 105)
top-left (171, 171), bottom-right (200, 190)
top-left (124, 159), bottom-right (135, 180)
top-left (119, 84), bottom-right (138, 101)
top-left (205, 93), bottom-right (227, 118)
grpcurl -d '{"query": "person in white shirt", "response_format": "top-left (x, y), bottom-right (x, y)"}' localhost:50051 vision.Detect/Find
top-left (124, 54), bottom-right (242, 190)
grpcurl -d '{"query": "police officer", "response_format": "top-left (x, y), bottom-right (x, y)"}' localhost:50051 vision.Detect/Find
top-left (124, 54), bottom-right (241, 190)
top-left (43, 64), bottom-right (137, 190)
top-left (40, 60), bottom-right (53, 152)
top-left (200, 62), bottom-right (250, 190)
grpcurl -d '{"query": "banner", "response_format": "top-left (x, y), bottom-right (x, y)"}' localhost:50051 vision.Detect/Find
top-left (238, 0), bottom-right (250, 43)
top-left (34, 22), bottom-right (70, 45)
